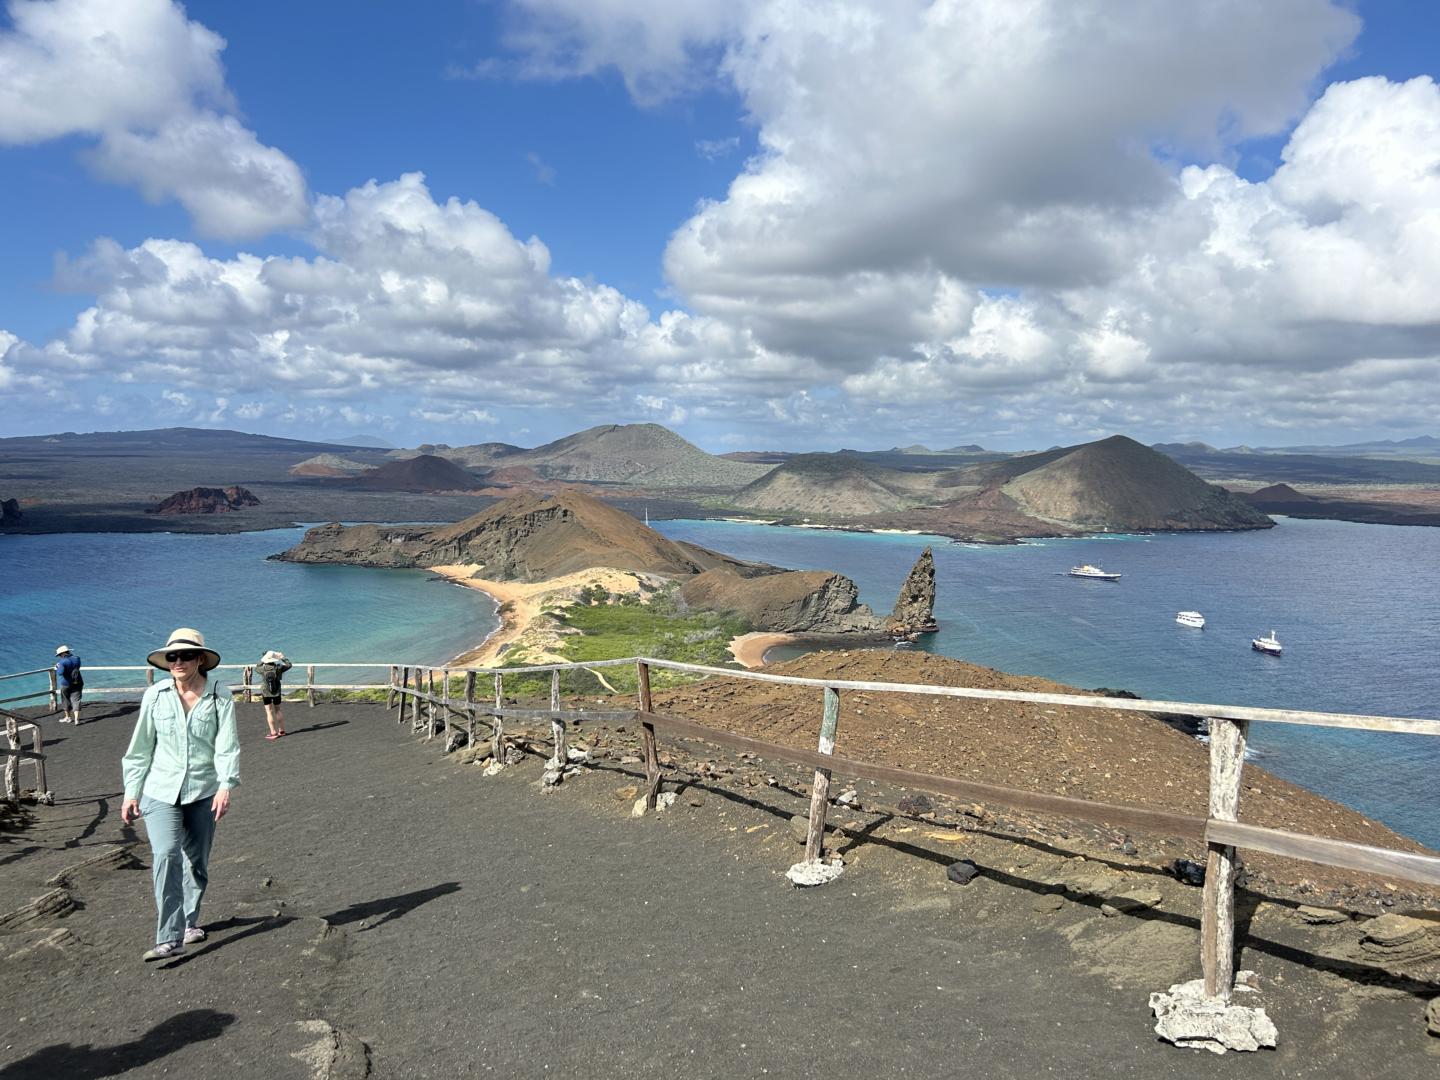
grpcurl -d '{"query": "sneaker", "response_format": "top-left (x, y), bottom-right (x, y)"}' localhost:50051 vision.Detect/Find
top-left (183, 926), bottom-right (207, 945)
top-left (143, 941), bottom-right (186, 961)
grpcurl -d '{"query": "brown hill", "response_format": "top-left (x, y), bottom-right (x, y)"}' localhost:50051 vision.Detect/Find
top-left (509, 424), bottom-right (772, 490)
top-left (730, 454), bottom-right (933, 515)
top-left (289, 453), bottom-right (371, 477)
top-left (277, 490), bottom-right (766, 583)
top-left (996, 435), bottom-right (1272, 531)
top-left (859, 436), bottom-right (1271, 540)
top-left (348, 454), bottom-right (482, 492)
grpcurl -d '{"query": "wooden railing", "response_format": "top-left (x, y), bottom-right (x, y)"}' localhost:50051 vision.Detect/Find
top-left (8, 653), bottom-right (1440, 1004)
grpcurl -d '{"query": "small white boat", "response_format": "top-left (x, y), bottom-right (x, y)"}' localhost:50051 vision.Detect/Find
top-left (1252, 630), bottom-right (1282, 655)
top-left (1069, 564), bottom-right (1121, 580)
top-left (1176, 611), bottom-right (1205, 629)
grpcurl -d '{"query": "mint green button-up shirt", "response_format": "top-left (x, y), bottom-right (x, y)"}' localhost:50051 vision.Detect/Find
top-left (122, 677), bottom-right (241, 804)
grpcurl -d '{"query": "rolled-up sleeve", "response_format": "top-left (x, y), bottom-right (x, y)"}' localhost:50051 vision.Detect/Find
top-left (122, 686), bottom-right (159, 801)
top-left (213, 686), bottom-right (241, 791)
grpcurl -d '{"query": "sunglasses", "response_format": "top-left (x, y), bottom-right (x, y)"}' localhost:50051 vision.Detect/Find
top-left (165, 650), bottom-right (202, 663)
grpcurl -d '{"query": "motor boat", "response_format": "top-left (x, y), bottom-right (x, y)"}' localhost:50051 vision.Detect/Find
top-left (1251, 630), bottom-right (1282, 655)
top-left (1069, 564), bottom-right (1121, 580)
top-left (1176, 611), bottom-right (1205, 629)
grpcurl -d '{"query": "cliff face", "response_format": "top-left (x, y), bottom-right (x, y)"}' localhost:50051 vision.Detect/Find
top-left (150, 486), bottom-right (260, 514)
top-left (680, 568), bottom-right (884, 634)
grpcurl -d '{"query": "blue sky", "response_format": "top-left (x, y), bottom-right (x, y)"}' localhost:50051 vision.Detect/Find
top-left (3, 1), bottom-right (1439, 452)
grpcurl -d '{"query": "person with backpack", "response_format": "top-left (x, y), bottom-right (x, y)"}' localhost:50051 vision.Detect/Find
top-left (256, 650), bottom-right (293, 740)
top-left (54, 644), bottom-right (83, 724)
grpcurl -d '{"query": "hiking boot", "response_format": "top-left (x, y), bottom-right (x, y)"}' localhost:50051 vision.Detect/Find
top-left (183, 926), bottom-right (207, 945)
top-left (143, 941), bottom-right (185, 961)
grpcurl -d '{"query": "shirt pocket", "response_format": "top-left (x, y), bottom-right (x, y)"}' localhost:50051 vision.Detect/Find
top-left (192, 700), bottom-right (220, 738)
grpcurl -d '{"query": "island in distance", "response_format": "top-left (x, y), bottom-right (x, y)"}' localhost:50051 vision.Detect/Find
top-left (23, 419), bottom-right (1440, 539)
top-left (276, 489), bottom-right (933, 638)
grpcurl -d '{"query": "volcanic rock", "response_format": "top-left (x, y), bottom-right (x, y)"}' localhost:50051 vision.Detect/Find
top-left (885, 547), bottom-right (938, 636)
top-left (149, 486), bottom-right (260, 515)
top-left (1, 498), bottom-right (20, 524)
top-left (679, 567), bottom-right (884, 634)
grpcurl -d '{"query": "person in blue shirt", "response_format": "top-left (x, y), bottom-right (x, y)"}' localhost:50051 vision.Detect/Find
top-left (121, 628), bottom-right (240, 962)
top-left (54, 644), bottom-right (83, 724)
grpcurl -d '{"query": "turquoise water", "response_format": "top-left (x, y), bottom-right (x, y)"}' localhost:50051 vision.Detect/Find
top-left (652, 517), bottom-right (1440, 848)
top-left (0, 528), bottom-right (499, 700)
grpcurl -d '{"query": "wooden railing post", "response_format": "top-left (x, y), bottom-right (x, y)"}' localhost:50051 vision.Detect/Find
top-left (306, 665), bottom-right (316, 708)
top-left (146, 667), bottom-right (155, 687)
top-left (492, 672), bottom-right (505, 763)
top-left (464, 671), bottom-right (476, 745)
top-left (433, 667), bottom-right (450, 740)
top-left (397, 667), bottom-right (409, 723)
top-left (550, 668), bottom-right (567, 769)
top-left (48, 669), bottom-right (57, 712)
top-left (427, 668), bottom-right (437, 732)
top-left (803, 686), bottom-right (842, 863)
top-left (242, 665), bottom-right (253, 704)
top-left (388, 666), bottom-right (398, 710)
top-left (637, 661), bottom-right (660, 810)
top-left (1202, 716), bottom-right (1249, 1002)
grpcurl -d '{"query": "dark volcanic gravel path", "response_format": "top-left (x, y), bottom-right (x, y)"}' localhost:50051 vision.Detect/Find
top-left (2, 697), bottom-right (1436, 1078)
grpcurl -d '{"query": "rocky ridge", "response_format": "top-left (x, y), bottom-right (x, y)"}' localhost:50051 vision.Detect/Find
top-left (679, 568), bottom-right (883, 634)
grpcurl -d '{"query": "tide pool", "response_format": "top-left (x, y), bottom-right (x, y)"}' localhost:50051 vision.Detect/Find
top-left (653, 517), bottom-right (1440, 848)
top-left (0, 528), bottom-right (499, 697)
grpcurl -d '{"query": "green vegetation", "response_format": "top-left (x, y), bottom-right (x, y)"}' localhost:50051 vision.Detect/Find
top-left (505, 583), bottom-right (751, 697)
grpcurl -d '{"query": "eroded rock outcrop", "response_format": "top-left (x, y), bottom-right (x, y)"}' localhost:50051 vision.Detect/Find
top-left (149, 486), bottom-right (260, 515)
top-left (680, 568), bottom-right (883, 634)
top-left (885, 547), bottom-right (937, 636)
top-left (1, 498), bottom-right (20, 524)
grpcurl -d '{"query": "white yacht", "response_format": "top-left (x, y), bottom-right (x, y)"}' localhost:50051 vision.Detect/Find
top-left (1069, 564), bottom-right (1121, 580)
top-left (1251, 630), bottom-right (1282, 655)
top-left (1176, 611), bottom-right (1205, 629)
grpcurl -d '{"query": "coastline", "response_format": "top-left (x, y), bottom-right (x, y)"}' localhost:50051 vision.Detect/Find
top-left (431, 564), bottom-right (656, 668)
top-left (728, 631), bottom-right (799, 669)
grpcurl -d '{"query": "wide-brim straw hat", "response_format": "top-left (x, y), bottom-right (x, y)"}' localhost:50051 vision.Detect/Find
top-left (260, 650), bottom-right (286, 664)
top-left (55, 644), bottom-right (72, 656)
top-left (147, 627), bottom-right (221, 673)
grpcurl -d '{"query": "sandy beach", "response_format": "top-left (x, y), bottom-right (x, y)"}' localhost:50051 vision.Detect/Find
top-left (431, 564), bottom-right (655, 667)
top-left (728, 631), bottom-right (799, 668)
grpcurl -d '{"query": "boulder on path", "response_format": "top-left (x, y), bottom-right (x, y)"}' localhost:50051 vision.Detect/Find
top-left (1149, 976), bottom-right (1277, 1054)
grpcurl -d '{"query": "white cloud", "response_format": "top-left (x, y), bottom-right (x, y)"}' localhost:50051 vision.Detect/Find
top-left (0, 0), bottom-right (308, 238)
top-left (695, 136), bottom-right (738, 160)
top-left (8, 3), bottom-right (1440, 449)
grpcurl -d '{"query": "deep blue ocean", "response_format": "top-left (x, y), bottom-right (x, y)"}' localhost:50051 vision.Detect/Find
top-left (0, 527), bottom-right (500, 698)
top-left (652, 517), bottom-right (1440, 848)
top-left (3, 517), bottom-right (1437, 846)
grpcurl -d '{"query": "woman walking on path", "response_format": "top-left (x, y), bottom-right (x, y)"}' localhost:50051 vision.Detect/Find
top-left (54, 645), bottom-right (83, 724)
top-left (120, 628), bottom-right (240, 962)
top-left (256, 650), bottom-right (292, 739)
